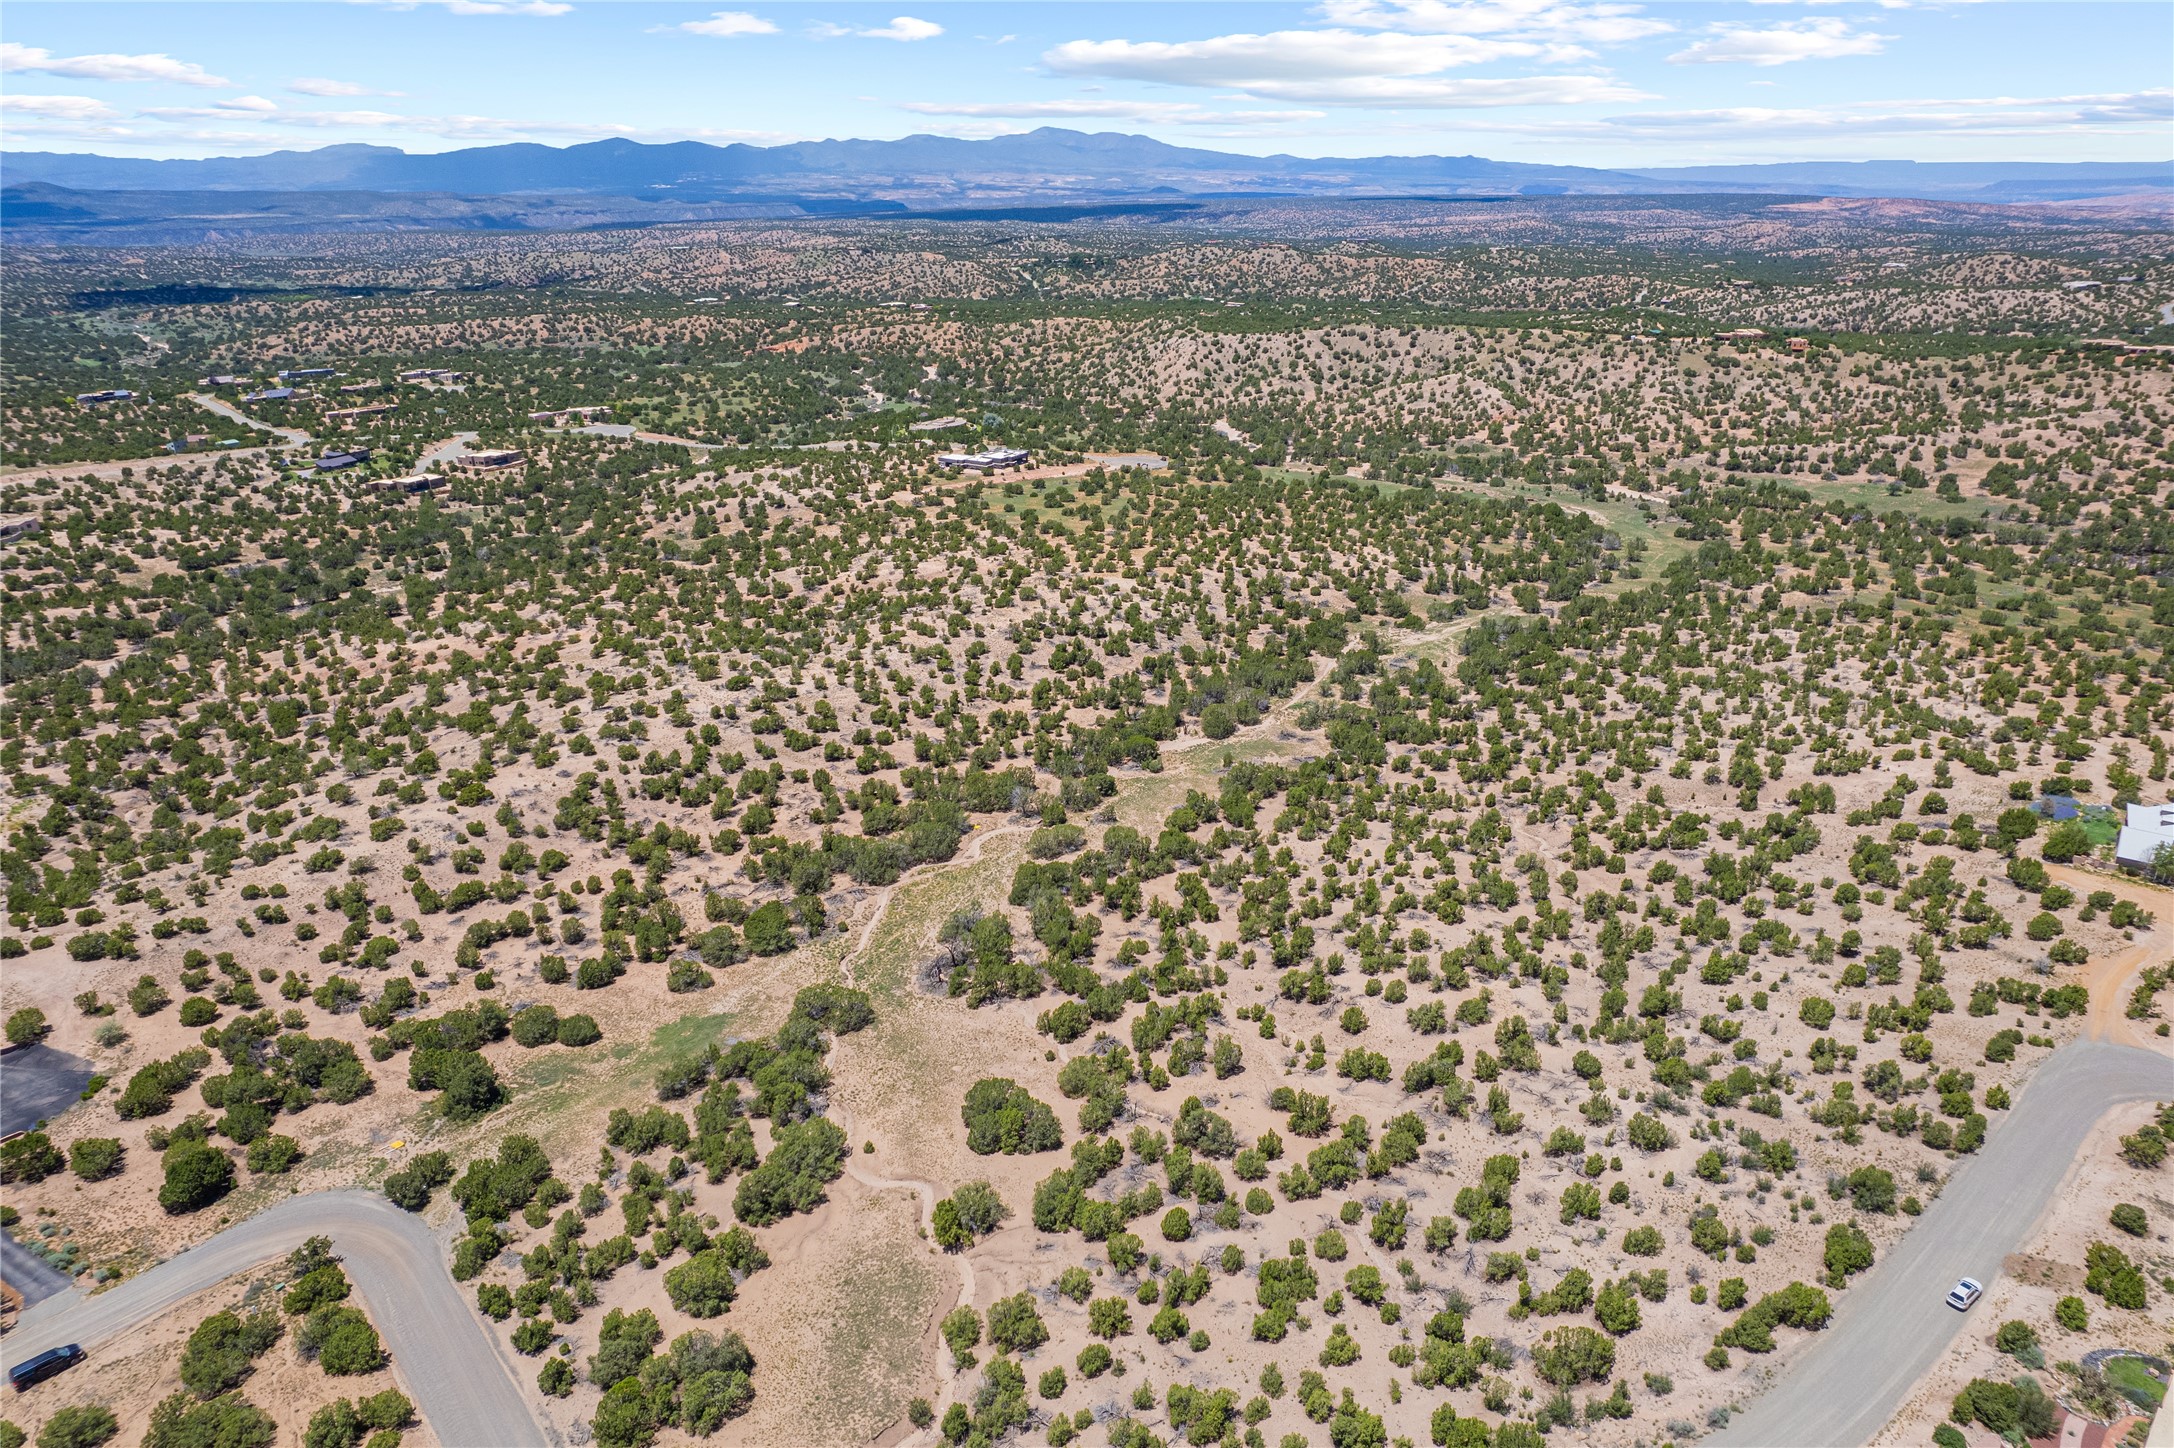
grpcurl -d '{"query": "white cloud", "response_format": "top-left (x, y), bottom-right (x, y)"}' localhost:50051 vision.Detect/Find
top-left (142, 100), bottom-right (409, 127)
top-left (673, 11), bottom-right (777, 38)
top-left (1669, 17), bottom-right (1890, 66)
top-left (345, 0), bottom-right (573, 16)
top-left (898, 98), bottom-right (1322, 125)
top-left (1449, 88), bottom-right (2174, 146)
top-left (819, 15), bottom-right (942, 41)
top-left (1317, 0), bottom-right (1672, 48)
top-left (99, 95), bottom-right (808, 149)
top-left (1047, 30), bottom-right (1540, 86)
top-left (1042, 28), bottom-right (1647, 108)
top-left (866, 16), bottom-right (942, 41)
top-left (289, 77), bottom-right (406, 98)
top-left (0, 93), bottom-right (119, 120)
top-left (1255, 74), bottom-right (1647, 106)
top-left (0, 42), bottom-right (230, 87)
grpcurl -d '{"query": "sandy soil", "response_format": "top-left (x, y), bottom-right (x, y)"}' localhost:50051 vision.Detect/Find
top-left (1869, 1100), bottom-right (2174, 1448)
top-left (0, 1266), bottom-right (434, 1448)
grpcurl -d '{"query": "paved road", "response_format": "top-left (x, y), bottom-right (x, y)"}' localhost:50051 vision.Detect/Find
top-left (0, 1042), bottom-right (94, 1135)
top-left (1710, 1040), bottom-right (2172, 1448)
top-left (1, 1192), bottom-right (550, 1448)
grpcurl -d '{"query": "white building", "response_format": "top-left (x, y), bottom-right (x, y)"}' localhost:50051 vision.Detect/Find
top-left (2115, 803), bottom-right (2174, 872)
top-left (936, 446), bottom-right (1030, 472)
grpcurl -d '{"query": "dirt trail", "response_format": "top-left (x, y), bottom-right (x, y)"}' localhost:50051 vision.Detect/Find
top-left (821, 821), bottom-right (1030, 1447)
top-left (2044, 862), bottom-right (2173, 1047)
top-left (802, 602), bottom-right (1504, 1444)
top-left (843, 823), bottom-right (1032, 986)
top-left (832, 1109), bottom-right (974, 1448)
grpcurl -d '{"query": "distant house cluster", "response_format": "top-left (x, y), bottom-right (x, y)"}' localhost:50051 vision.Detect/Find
top-left (936, 446), bottom-right (1030, 473)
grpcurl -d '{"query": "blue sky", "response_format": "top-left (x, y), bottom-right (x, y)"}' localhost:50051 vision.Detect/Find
top-left (2, 1), bottom-right (2167, 167)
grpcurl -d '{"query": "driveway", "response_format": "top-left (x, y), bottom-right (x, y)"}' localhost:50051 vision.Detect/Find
top-left (0, 1234), bottom-right (76, 1310)
top-left (1709, 1040), bottom-right (2172, 1448)
top-left (189, 393), bottom-right (311, 447)
top-left (0, 1043), bottom-right (94, 1135)
top-left (1, 1191), bottom-right (550, 1448)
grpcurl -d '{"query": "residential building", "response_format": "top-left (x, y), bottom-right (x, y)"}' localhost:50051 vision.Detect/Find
top-left (75, 389), bottom-right (134, 406)
top-left (326, 403), bottom-right (398, 424)
top-left (0, 517), bottom-right (41, 543)
top-left (367, 473), bottom-right (445, 495)
top-left (936, 446), bottom-right (1031, 472)
top-left (314, 448), bottom-right (372, 472)
top-left (2115, 804), bottom-right (2174, 873)
top-left (527, 406), bottom-right (614, 423)
top-left (200, 375), bottom-right (242, 388)
top-left (460, 449), bottom-right (524, 469)
top-left (242, 387), bottom-right (297, 403)
top-left (278, 367), bottom-right (337, 380)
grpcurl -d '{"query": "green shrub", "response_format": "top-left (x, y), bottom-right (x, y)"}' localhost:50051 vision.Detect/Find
top-left (35, 1406), bottom-right (118, 1448)
top-left (960, 1078), bottom-right (1064, 1156)
top-left (0, 1132), bottom-right (65, 1184)
top-left (67, 1136), bottom-right (124, 1181)
top-left (664, 1249), bottom-right (737, 1318)
top-left (144, 1393), bottom-right (275, 1448)
top-left (299, 1306), bottom-right (386, 1375)
top-left (158, 1139), bottom-right (235, 1213)
top-left (178, 1310), bottom-right (283, 1398)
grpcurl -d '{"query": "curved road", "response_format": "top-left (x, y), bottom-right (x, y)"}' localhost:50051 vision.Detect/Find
top-left (1709, 1039), bottom-right (2170, 1448)
top-left (189, 393), bottom-right (312, 447)
top-left (0, 1191), bottom-right (549, 1448)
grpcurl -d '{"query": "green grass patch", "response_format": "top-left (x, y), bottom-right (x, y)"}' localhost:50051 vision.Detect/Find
top-left (645, 1008), bottom-right (746, 1063)
top-left (2105, 1356), bottom-right (2166, 1408)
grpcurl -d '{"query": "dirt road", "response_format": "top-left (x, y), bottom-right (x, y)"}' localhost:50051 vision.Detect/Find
top-left (1, 1191), bottom-right (550, 1448)
top-left (189, 393), bottom-right (312, 447)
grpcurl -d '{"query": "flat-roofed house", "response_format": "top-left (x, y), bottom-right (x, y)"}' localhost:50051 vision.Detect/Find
top-left (2115, 803), bottom-right (2174, 874)
top-left (935, 446), bottom-right (1031, 473)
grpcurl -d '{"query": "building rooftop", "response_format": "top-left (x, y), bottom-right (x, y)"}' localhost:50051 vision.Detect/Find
top-left (2115, 802), bottom-right (2174, 870)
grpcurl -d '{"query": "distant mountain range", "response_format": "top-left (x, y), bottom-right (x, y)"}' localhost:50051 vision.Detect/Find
top-left (7, 130), bottom-right (2168, 204)
top-left (3, 131), bottom-right (2166, 244)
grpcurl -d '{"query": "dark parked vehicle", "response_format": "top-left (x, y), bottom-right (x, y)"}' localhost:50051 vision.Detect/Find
top-left (8, 1343), bottom-right (85, 1391)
